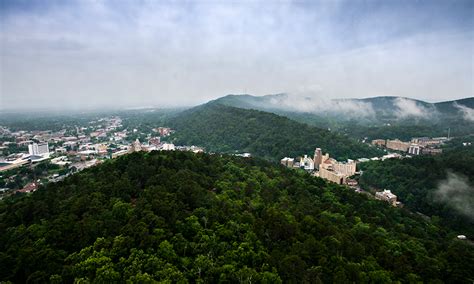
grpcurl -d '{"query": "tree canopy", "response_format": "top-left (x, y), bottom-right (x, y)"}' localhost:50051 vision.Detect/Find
top-left (358, 146), bottom-right (474, 236)
top-left (168, 104), bottom-right (383, 161)
top-left (1, 151), bottom-right (472, 283)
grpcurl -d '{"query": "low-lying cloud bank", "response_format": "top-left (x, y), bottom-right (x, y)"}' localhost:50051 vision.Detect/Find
top-left (454, 102), bottom-right (474, 122)
top-left (434, 172), bottom-right (474, 220)
top-left (268, 95), bottom-right (376, 118)
top-left (393, 97), bottom-right (433, 119)
top-left (266, 94), bottom-right (438, 119)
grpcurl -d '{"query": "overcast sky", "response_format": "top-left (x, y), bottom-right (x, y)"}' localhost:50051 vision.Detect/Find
top-left (1, 0), bottom-right (473, 110)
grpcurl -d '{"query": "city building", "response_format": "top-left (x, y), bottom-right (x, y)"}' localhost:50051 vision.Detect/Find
top-left (188, 145), bottom-right (204, 153)
top-left (131, 139), bottom-right (143, 152)
top-left (375, 189), bottom-right (397, 206)
top-left (51, 156), bottom-right (71, 166)
top-left (381, 153), bottom-right (402, 161)
top-left (300, 155), bottom-right (314, 171)
top-left (154, 127), bottom-right (172, 137)
top-left (371, 139), bottom-right (386, 147)
top-left (55, 147), bottom-right (67, 154)
top-left (345, 178), bottom-right (358, 187)
top-left (312, 148), bottom-right (358, 184)
top-left (332, 160), bottom-right (356, 176)
top-left (422, 148), bottom-right (442, 155)
top-left (313, 148), bottom-right (322, 170)
top-left (386, 139), bottom-right (410, 152)
top-left (149, 137), bottom-right (161, 147)
top-left (280, 157), bottom-right (294, 168)
top-left (63, 141), bottom-right (78, 149)
top-left (95, 144), bottom-right (108, 154)
top-left (408, 144), bottom-right (421, 155)
top-left (160, 143), bottom-right (175, 151)
top-left (16, 182), bottom-right (38, 194)
top-left (28, 142), bottom-right (49, 156)
top-left (112, 149), bottom-right (129, 158)
top-left (235, 153), bottom-right (252, 158)
top-left (411, 137), bottom-right (447, 147)
top-left (411, 137), bottom-right (430, 144)
top-left (318, 167), bottom-right (346, 184)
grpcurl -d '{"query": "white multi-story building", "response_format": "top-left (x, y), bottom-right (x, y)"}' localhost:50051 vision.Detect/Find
top-left (300, 155), bottom-right (314, 171)
top-left (161, 143), bottom-right (175, 151)
top-left (28, 142), bottom-right (49, 156)
top-left (408, 144), bottom-right (421, 155)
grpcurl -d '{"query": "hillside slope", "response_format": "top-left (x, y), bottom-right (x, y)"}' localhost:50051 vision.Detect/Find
top-left (167, 103), bottom-right (383, 161)
top-left (1, 151), bottom-right (472, 282)
top-left (358, 145), bottom-right (474, 235)
top-left (213, 94), bottom-right (474, 139)
top-left (214, 94), bottom-right (474, 120)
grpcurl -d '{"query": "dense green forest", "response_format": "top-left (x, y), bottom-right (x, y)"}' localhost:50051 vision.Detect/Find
top-left (168, 103), bottom-right (383, 161)
top-left (358, 146), bottom-right (474, 235)
top-left (1, 151), bottom-right (473, 283)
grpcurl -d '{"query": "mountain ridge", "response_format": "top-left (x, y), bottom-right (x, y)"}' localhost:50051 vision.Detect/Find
top-left (212, 93), bottom-right (474, 115)
top-left (207, 94), bottom-right (474, 139)
top-left (167, 103), bottom-right (383, 161)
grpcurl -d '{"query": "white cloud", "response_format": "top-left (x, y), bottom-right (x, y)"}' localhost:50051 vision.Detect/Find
top-left (454, 102), bottom-right (474, 121)
top-left (393, 97), bottom-right (432, 118)
top-left (434, 172), bottom-right (474, 220)
top-left (273, 95), bottom-right (376, 118)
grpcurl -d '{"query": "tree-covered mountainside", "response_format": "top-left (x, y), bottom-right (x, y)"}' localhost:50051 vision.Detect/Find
top-left (167, 103), bottom-right (383, 161)
top-left (1, 151), bottom-right (473, 283)
top-left (358, 146), bottom-right (474, 235)
top-left (214, 94), bottom-right (474, 121)
top-left (212, 94), bottom-right (474, 139)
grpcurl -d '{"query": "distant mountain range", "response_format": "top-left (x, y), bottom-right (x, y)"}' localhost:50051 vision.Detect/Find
top-left (211, 94), bottom-right (474, 123)
top-left (207, 94), bottom-right (474, 139)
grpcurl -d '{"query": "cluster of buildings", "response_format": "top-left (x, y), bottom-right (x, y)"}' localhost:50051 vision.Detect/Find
top-left (153, 127), bottom-right (173, 137)
top-left (112, 139), bottom-right (204, 159)
top-left (281, 148), bottom-right (357, 185)
top-left (281, 147), bottom-right (402, 207)
top-left (372, 137), bottom-right (447, 155)
top-left (0, 142), bottom-right (51, 172)
top-left (0, 117), bottom-right (204, 197)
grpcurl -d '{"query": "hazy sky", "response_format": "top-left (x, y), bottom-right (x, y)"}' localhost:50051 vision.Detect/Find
top-left (1, 0), bottom-right (473, 110)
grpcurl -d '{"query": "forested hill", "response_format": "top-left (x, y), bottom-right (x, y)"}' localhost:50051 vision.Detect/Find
top-left (358, 146), bottom-right (474, 235)
top-left (167, 103), bottom-right (383, 161)
top-left (1, 151), bottom-right (473, 282)
top-left (211, 94), bottom-right (474, 139)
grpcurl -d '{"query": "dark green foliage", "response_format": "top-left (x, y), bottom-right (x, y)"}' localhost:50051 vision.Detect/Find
top-left (359, 146), bottom-right (474, 235)
top-left (168, 103), bottom-right (383, 161)
top-left (1, 151), bottom-right (473, 282)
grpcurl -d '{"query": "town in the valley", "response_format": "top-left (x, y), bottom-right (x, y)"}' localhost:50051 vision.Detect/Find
top-left (0, 117), bottom-right (450, 208)
top-left (0, 117), bottom-right (203, 197)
